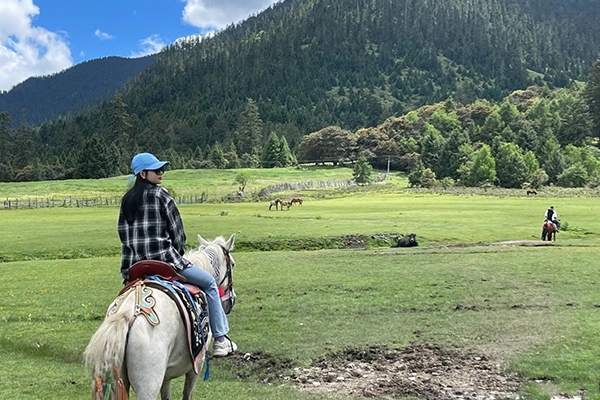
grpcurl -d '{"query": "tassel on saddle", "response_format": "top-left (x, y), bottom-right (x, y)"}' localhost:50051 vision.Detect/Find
top-left (94, 365), bottom-right (128, 400)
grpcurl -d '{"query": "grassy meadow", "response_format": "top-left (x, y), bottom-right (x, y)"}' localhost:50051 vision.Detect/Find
top-left (1, 167), bottom-right (600, 399)
top-left (0, 166), bottom-right (356, 201)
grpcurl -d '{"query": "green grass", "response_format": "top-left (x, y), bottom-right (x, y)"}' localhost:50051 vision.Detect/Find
top-left (3, 247), bottom-right (600, 399)
top-left (2, 167), bottom-right (600, 399)
top-left (1, 189), bottom-right (599, 261)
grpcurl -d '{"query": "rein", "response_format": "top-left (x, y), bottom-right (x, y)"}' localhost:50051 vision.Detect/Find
top-left (217, 245), bottom-right (234, 295)
top-left (200, 244), bottom-right (234, 299)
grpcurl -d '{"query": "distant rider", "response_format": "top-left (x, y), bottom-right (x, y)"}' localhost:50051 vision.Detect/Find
top-left (544, 205), bottom-right (560, 232)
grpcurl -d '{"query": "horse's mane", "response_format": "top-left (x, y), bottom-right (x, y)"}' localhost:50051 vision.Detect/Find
top-left (184, 235), bottom-right (228, 274)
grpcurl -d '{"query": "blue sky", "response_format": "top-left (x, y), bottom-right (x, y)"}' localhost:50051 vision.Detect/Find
top-left (0, 0), bottom-right (280, 92)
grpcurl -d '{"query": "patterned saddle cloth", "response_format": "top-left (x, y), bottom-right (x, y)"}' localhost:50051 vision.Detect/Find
top-left (147, 277), bottom-right (210, 374)
top-left (114, 277), bottom-right (211, 376)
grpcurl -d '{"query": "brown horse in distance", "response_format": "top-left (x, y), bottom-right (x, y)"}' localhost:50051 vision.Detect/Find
top-left (290, 197), bottom-right (303, 206)
top-left (526, 189), bottom-right (537, 196)
top-left (280, 200), bottom-right (291, 210)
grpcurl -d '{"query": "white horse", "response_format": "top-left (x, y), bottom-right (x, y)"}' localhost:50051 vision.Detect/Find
top-left (84, 234), bottom-right (236, 400)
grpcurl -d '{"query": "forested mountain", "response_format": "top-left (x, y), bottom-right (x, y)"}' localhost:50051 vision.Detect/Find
top-left (1, 0), bottom-right (600, 188)
top-left (0, 55), bottom-right (155, 126)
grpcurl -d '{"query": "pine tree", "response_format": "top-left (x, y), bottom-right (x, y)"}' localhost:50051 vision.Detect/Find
top-left (0, 112), bottom-right (12, 165)
top-left (224, 142), bottom-right (241, 169)
top-left (262, 132), bottom-right (282, 168)
top-left (106, 94), bottom-right (132, 150)
top-left (583, 60), bottom-right (600, 140)
top-left (12, 116), bottom-right (35, 170)
top-left (420, 123), bottom-right (445, 177)
top-left (209, 142), bottom-right (228, 169)
top-left (353, 153), bottom-right (374, 185)
top-left (75, 135), bottom-right (117, 179)
top-left (279, 135), bottom-right (297, 166)
top-left (408, 159), bottom-right (425, 188)
top-left (234, 99), bottom-right (263, 156)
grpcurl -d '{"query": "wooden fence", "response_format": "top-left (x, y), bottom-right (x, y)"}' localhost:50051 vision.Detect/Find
top-left (2, 193), bottom-right (209, 210)
top-left (1, 175), bottom-right (386, 210)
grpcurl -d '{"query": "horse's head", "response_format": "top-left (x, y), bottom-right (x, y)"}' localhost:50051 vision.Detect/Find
top-left (196, 234), bottom-right (237, 314)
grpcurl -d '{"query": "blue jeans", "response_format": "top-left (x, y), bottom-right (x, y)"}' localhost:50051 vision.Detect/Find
top-left (179, 265), bottom-right (229, 338)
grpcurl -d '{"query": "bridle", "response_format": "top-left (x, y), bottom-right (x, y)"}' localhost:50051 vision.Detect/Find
top-left (217, 245), bottom-right (235, 301)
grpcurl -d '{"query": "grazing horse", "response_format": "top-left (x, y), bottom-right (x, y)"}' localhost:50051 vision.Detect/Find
top-left (280, 200), bottom-right (291, 210)
top-left (541, 221), bottom-right (557, 241)
top-left (84, 234), bottom-right (236, 400)
top-left (290, 197), bottom-right (303, 206)
top-left (269, 198), bottom-right (281, 210)
top-left (526, 189), bottom-right (537, 196)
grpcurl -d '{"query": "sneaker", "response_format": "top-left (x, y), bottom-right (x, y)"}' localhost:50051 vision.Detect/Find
top-left (213, 336), bottom-right (237, 357)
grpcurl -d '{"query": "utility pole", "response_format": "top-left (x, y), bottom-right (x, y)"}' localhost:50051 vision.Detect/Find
top-left (387, 155), bottom-right (391, 177)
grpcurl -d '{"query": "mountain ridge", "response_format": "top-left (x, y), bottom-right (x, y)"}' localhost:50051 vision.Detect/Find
top-left (0, 55), bottom-right (156, 126)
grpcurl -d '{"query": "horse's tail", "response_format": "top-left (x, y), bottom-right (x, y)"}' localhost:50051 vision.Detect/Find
top-left (84, 294), bottom-right (135, 380)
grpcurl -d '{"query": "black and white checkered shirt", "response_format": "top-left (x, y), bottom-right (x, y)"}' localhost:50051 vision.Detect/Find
top-left (118, 185), bottom-right (192, 280)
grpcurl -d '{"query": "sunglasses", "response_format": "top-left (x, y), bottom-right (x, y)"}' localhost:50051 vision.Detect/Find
top-left (149, 167), bottom-right (165, 175)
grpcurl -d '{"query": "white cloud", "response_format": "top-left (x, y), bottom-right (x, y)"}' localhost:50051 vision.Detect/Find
top-left (94, 29), bottom-right (114, 41)
top-left (130, 34), bottom-right (167, 58)
top-left (182, 0), bottom-right (278, 30)
top-left (0, 0), bottom-right (72, 92)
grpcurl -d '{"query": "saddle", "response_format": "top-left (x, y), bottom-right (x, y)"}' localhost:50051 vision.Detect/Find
top-left (127, 260), bottom-right (200, 295)
top-left (544, 220), bottom-right (557, 230)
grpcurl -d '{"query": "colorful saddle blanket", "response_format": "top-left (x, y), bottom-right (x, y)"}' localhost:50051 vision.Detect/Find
top-left (146, 276), bottom-right (211, 375)
top-left (113, 277), bottom-right (211, 376)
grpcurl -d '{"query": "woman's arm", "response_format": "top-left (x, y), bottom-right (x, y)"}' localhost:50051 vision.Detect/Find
top-left (163, 193), bottom-right (187, 255)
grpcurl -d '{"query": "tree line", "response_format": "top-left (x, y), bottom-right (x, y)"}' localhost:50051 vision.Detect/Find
top-left (2, 58), bottom-right (600, 190)
top-left (298, 62), bottom-right (600, 189)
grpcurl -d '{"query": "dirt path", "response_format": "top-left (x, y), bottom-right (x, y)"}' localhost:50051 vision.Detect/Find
top-left (230, 345), bottom-right (523, 400)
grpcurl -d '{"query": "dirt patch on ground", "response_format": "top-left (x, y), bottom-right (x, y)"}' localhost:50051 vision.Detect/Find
top-left (490, 240), bottom-right (555, 247)
top-left (343, 234), bottom-right (368, 249)
top-left (344, 233), bottom-right (402, 249)
top-left (429, 240), bottom-right (556, 249)
top-left (230, 344), bottom-right (522, 399)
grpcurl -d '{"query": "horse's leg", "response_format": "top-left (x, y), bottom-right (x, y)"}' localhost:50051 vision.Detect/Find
top-left (160, 380), bottom-right (171, 400)
top-left (128, 357), bottom-right (169, 400)
top-left (182, 368), bottom-right (200, 400)
top-left (127, 310), bottom-right (177, 400)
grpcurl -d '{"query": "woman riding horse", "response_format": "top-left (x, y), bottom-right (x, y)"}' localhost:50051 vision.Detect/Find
top-left (85, 234), bottom-right (237, 400)
top-left (118, 153), bottom-right (236, 356)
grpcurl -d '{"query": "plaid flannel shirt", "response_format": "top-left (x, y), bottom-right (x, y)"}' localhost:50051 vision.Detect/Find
top-left (118, 185), bottom-right (192, 280)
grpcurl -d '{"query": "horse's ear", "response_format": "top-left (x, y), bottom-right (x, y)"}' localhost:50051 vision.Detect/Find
top-left (198, 234), bottom-right (211, 247)
top-left (225, 234), bottom-right (236, 251)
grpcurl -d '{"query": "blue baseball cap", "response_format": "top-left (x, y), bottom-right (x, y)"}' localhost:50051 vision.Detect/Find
top-left (128, 153), bottom-right (169, 184)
